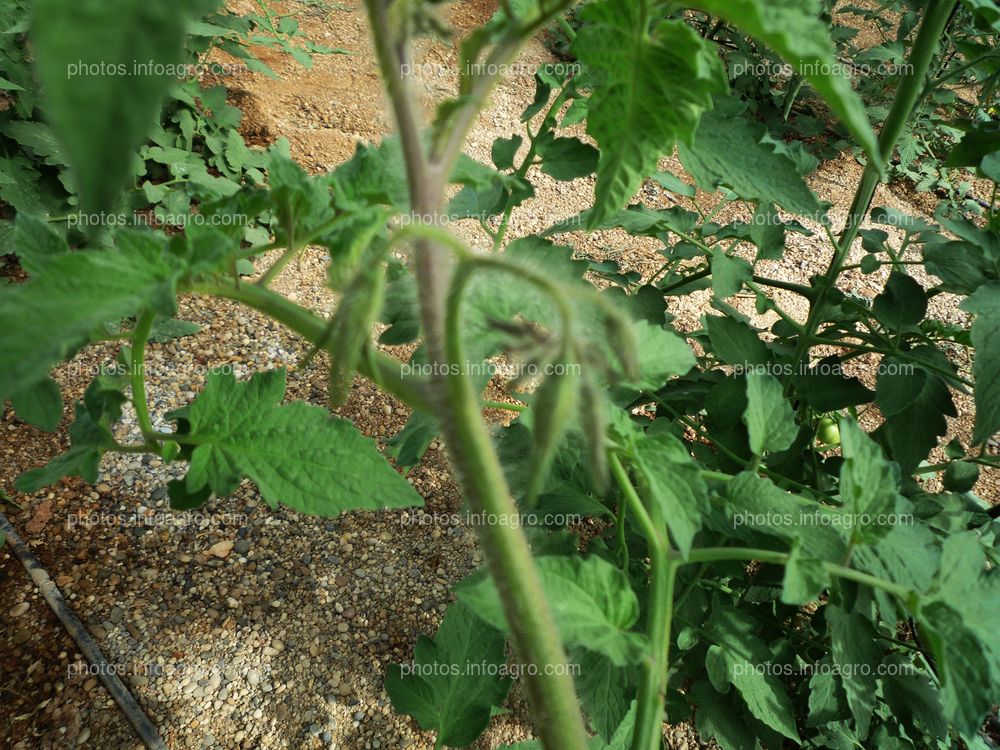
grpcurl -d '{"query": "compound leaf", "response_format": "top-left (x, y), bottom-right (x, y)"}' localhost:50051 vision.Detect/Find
top-left (385, 602), bottom-right (512, 748)
top-left (175, 369), bottom-right (423, 514)
top-left (573, 2), bottom-right (726, 226)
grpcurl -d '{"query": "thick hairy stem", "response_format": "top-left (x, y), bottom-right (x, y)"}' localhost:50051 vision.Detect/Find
top-left (787, 0), bottom-right (959, 388)
top-left (444, 265), bottom-right (590, 747)
top-left (362, 3), bottom-right (589, 748)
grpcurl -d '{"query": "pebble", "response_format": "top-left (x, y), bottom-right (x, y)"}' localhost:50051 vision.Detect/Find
top-left (234, 539), bottom-right (251, 555)
top-left (208, 540), bottom-right (234, 559)
top-left (8, 602), bottom-right (30, 617)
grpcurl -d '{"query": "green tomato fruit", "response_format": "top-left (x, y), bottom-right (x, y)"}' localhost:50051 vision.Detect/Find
top-left (817, 417), bottom-right (840, 446)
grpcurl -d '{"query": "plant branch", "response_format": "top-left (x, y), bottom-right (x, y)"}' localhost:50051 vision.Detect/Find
top-left (130, 309), bottom-right (157, 441)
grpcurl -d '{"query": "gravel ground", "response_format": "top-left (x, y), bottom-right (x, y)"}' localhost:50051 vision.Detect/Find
top-left (1, 1), bottom-right (997, 749)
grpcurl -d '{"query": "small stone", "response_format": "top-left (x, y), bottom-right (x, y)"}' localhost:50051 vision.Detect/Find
top-left (108, 606), bottom-right (124, 624)
top-left (8, 602), bottom-right (30, 618)
top-left (78, 727), bottom-right (91, 744)
top-left (208, 540), bottom-right (234, 559)
top-left (234, 539), bottom-right (251, 555)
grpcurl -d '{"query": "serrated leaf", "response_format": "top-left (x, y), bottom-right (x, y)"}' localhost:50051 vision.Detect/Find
top-left (386, 411), bottom-right (438, 472)
top-left (384, 602), bottom-right (512, 748)
top-left (874, 354), bottom-right (955, 474)
top-left (32, 0), bottom-right (220, 216)
top-left (569, 648), bottom-right (640, 742)
top-left (679, 96), bottom-right (821, 216)
top-left (175, 369), bottom-right (423, 514)
top-left (872, 272), bottom-right (927, 330)
top-left (684, 0), bottom-right (878, 161)
top-left (12, 213), bottom-right (68, 275)
top-left (712, 247), bottom-right (753, 299)
top-left (573, 3), bottom-right (726, 226)
top-left (9, 377), bottom-right (62, 432)
top-left (828, 605), bottom-right (881, 736)
top-left (727, 472), bottom-right (849, 561)
top-left (15, 376), bottom-right (126, 492)
top-left (708, 607), bottom-right (801, 741)
top-left (743, 373), bottom-right (797, 455)
top-left (537, 136), bottom-right (599, 181)
top-left (457, 555), bottom-right (648, 666)
top-left (148, 317), bottom-right (202, 343)
top-left (0, 240), bottom-right (182, 401)
top-left (838, 418), bottom-right (898, 543)
top-left (705, 316), bottom-right (770, 367)
top-left (960, 283), bottom-right (1000, 444)
top-left (782, 541), bottom-right (829, 604)
top-left (632, 430), bottom-right (709, 558)
top-left (924, 240), bottom-right (995, 295)
top-left (691, 679), bottom-right (757, 750)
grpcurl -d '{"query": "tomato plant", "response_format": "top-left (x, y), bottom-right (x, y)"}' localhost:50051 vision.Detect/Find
top-left (2, 1), bottom-right (999, 749)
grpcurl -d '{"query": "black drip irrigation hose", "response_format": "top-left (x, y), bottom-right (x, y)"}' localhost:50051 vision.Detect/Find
top-left (0, 511), bottom-right (168, 750)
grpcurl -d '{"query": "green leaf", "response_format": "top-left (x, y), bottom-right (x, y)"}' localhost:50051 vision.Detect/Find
top-left (9, 377), bottom-right (62, 432)
top-left (384, 602), bottom-right (512, 748)
top-left (691, 679), bottom-right (757, 750)
top-left (727, 472), bottom-right (849, 562)
top-left (704, 316), bottom-right (770, 368)
top-left (624, 321), bottom-right (697, 390)
top-left (874, 354), bottom-right (955, 474)
top-left (923, 240), bottom-right (995, 295)
top-left (0, 240), bottom-right (182, 402)
top-left (174, 369), bottom-right (423, 514)
top-left (679, 96), bottom-right (821, 216)
top-left (537, 136), bottom-right (599, 181)
top-left (942, 461), bottom-right (979, 493)
top-left (32, 0), bottom-right (220, 216)
top-left (807, 664), bottom-right (849, 727)
top-left (960, 283), bottom-right (1000, 444)
top-left (491, 135), bottom-right (523, 171)
top-left (15, 376), bottom-right (127, 492)
top-left (326, 266), bottom-right (386, 407)
top-left (148, 317), bottom-right (202, 343)
top-left (712, 247), bottom-right (753, 299)
top-left (12, 213), bottom-right (69, 276)
top-left (573, 2), bottom-right (726, 226)
top-left (851, 522), bottom-right (939, 595)
top-left (569, 648), bottom-right (640, 742)
top-left (386, 411), bottom-right (439, 472)
top-left (683, 0), bottom-right (878, 161)
top-left (743, 373), bottom-right (797, 455)
top-left (838, 418), bottom-right (898, 543)
top-left (708, 607), bottom-right (801, 741)
top-left (871, 272), bottom-right (927, 330)
top-left (457, 555), bottom-right (648, 666)
top-left (632, 430), bottom-right (709, 558)
top-left (781, 541), bottom-right (829, 604)
top-left (828, 605), bottom-right (881, 736)
top-left (793, 370), bottom-right (874, 412)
